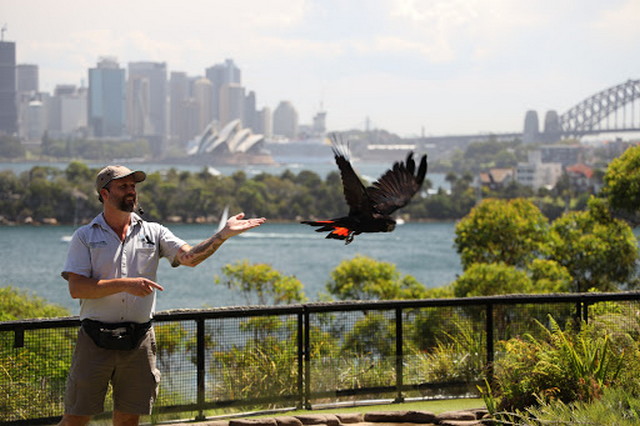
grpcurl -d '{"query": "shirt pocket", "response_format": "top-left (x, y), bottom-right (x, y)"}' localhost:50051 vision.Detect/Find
top-left (133, 247), bottom-right (158, 277)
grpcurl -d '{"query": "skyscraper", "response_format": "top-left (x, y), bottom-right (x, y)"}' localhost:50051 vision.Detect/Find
top-left (218, 82), bottom-right (245, 127)
top-left (193, 77), bottom-right (213, 134)
top-left (49, 85), bottom-right (87, 139)
top-left (88, 57), bottom-right (126, 138)
top-left (256, 106), bottom-right (272, 138)
top-left (16, 64), bottom-right (38, 93)
top-left (244, 90), bottom-right (257, 132)
top-left (16, 64), bottom-right (40, 140)
top-left (169, 71), bottom-right (189, 145)
top-left (273, 100), bottom-right (298, 139)
top-left (0, 40), bottom-right (17, 135)
top-left (127, 61), bottom-right (167, 154)
top-left (205, 59), bottom-right (241, 123)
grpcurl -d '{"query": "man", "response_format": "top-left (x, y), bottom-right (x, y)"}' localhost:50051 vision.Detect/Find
top-left (58, 165), bottom-right (266, 426)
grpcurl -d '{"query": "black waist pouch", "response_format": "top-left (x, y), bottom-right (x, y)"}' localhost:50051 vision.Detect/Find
top-left (82, 319), bottom-right (152, 350)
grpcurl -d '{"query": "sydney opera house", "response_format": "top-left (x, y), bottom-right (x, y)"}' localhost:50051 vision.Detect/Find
top-left (186, 119), bottom-right (274, 165)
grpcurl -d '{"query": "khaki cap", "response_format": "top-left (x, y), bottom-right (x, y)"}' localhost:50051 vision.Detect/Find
top-left (95, 165), bottom-right (146, 193)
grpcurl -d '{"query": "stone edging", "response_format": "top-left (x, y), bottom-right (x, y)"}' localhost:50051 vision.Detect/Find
top-left (174, 409), bottom-right (492, 426)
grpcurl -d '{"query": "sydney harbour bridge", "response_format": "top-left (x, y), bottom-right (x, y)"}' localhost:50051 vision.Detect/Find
top-left (417, 79), bottom-right (640, 147)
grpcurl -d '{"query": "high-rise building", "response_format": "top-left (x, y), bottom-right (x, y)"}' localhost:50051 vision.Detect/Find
top-left (127, 61), bottom-right (167, 153)
top-left (205, 58), bottom-right (241, 122)
top-left (218, 82), bottom-right (244, 127)
top-left (256, 107), bottom-right (272, 138)
top-left (169, 71), bottom-right (189, 145)
top-left (312, 110), bottom-right (327, 134)
top-left (0, 41), bottom-right (17, 135)
top-left (193, 77), bottom-right (213, 134)
top-left (25, 99), bottom-right (45, 141)
top-left (273, 100), bottom-right (298, 139)
top-left (88, 57), bottom-right (126, 138)
top-left (128, 74), bottom-right (151, 136)
top-left (16, 64), bottom-right (38, 93)
top-left (16, 64), bottom-right (41, 140)
top-left (244, 90), bottom-right (257, 132)
top-left (48, 85), bottom-right (87, 139)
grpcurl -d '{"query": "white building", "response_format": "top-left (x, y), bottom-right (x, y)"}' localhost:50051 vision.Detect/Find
top-left (516, 151), bottom-right (563, 190)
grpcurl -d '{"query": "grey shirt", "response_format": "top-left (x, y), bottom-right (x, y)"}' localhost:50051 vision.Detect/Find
top-left (62, 213), bottom-right (186, 323)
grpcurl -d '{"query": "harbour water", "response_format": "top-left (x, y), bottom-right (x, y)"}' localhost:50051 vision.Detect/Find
top-left (0, 159), bottom-right (456, 314)
top-left (0, 222), bottom-right (462, 314)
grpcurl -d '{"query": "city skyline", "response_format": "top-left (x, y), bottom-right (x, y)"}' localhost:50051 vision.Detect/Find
top-left (3, 0), bottom-right (640, 137)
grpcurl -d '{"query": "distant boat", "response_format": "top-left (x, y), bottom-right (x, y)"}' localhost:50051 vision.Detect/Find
top-left (207, 166), bottom-right (221, 176)
top-left (216, 205), bottom-right (229, 233)
top-left (61, 235), bottom-right (72, 243)
top-left (395, 217), bottom-right (406, 226)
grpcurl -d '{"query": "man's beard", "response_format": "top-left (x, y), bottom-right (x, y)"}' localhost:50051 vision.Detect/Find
top-left (118, 196), bottom-right (136, 212)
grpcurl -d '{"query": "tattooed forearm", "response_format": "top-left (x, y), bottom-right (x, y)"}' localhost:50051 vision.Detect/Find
top-left (175, 233), bottom-right (227, 267)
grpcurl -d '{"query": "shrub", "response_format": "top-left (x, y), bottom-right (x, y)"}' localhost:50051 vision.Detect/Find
top-left (492, 316), bottom-right (632, 411)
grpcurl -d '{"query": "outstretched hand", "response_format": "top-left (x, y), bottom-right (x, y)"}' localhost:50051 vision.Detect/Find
top-left (219, 212), bottom-right (266, 239)
top-left (174, 213), bottom-right (266, 267)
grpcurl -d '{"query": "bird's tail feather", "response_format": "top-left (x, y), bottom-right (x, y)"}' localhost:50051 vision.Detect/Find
top-left (301, 219), bottom-right (354, 242)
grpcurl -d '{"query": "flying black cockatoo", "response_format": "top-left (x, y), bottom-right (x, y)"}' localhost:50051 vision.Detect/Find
top-left (301, 135), bottom-right (428, 244)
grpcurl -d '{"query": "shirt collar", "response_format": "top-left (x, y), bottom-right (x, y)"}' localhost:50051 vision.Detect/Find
top-left (90, 212), bottom-right (144, 231)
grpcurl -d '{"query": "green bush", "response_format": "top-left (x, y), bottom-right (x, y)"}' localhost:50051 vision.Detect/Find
top-left (408, 318), bottom-right (485, 384)
top-left (499, 387), bottom-right (640, 425)
top-left (0, 287), bottom-right (74, 421)
top-left (491, 315), bottom-right (635, 411)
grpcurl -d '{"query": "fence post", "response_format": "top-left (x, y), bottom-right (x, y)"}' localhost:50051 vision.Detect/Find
top-left (297, 312), bottom-right (304, 409)
top-left (485, 303), bottom-right (494, 383)
top-left (196, 318), bottom-right (206, 421)
top-left (13, 326), bottom-right (24, 348)
top-left (583, 302), bottom-right (589, 324)
top-left (303, 307), bottom-right (311, 409)
top-left (394, 308), bottom-right (404, 403)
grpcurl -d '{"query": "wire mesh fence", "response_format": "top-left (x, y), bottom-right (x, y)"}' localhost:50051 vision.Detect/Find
top-left (1, 292), bottom-right (639, 424)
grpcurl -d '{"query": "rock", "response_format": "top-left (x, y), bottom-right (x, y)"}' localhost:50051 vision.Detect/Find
top-left (334, 413), bottom-right (364, 424)
top-left (363, 410), bottom-right (437, 423)
top-left (294, 414), bottom-right (340, 426)
top-left (274, 416), bottom-right (304, 426)
top-left (230, 418), bottom-right (278, 426)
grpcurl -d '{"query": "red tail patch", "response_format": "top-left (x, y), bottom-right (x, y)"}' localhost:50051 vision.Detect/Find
top-left (331, 227), bottom-right (351, 237)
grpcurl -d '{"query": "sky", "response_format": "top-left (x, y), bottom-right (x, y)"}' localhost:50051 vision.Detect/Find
top-left (3, 0), bottom-right (640, 137)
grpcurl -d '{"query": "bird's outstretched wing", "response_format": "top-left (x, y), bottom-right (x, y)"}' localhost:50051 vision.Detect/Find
top-left (330, 135), bottom-right (372, 216)
top-left (367, 152), bottom-right (428, 215)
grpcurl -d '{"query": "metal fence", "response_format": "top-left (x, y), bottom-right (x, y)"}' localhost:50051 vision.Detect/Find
top-left (2, 291), bottom-right (640, 424)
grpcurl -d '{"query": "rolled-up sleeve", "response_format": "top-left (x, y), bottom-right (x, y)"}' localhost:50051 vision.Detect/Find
top-left (61, 230), bottom-right (92, 281)
top-left (157, 225), bottom-right (187, 267)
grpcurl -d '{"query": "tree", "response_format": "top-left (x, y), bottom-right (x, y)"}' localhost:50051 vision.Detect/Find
top-left (603, 144), bottom-right (640, 215)
top-left (0, 287), bottom-right (74, 419)
top-left (527, 259), bottom-right (572, 293)
top-left (216, 260), bottom-right (307, 305)
top-left (0, 286), bottom-right (70, 320)
top-left (454, 198), bottom-right (550, 270)
top-left (453, 263), bottom-right (532, 297)
top-left (326, 255), bottom-right (427, 301)
top-left (547, 197), bottom-right (638, 292)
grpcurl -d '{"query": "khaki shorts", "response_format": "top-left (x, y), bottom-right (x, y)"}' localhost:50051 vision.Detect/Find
top-left (64, 326), bottom-right (161, 416)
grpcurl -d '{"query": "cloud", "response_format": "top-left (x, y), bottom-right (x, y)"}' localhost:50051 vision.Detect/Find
top-left (3, 0), bottom-right (638, 135)
top-left (592, 0), bottom-right (640, 41)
